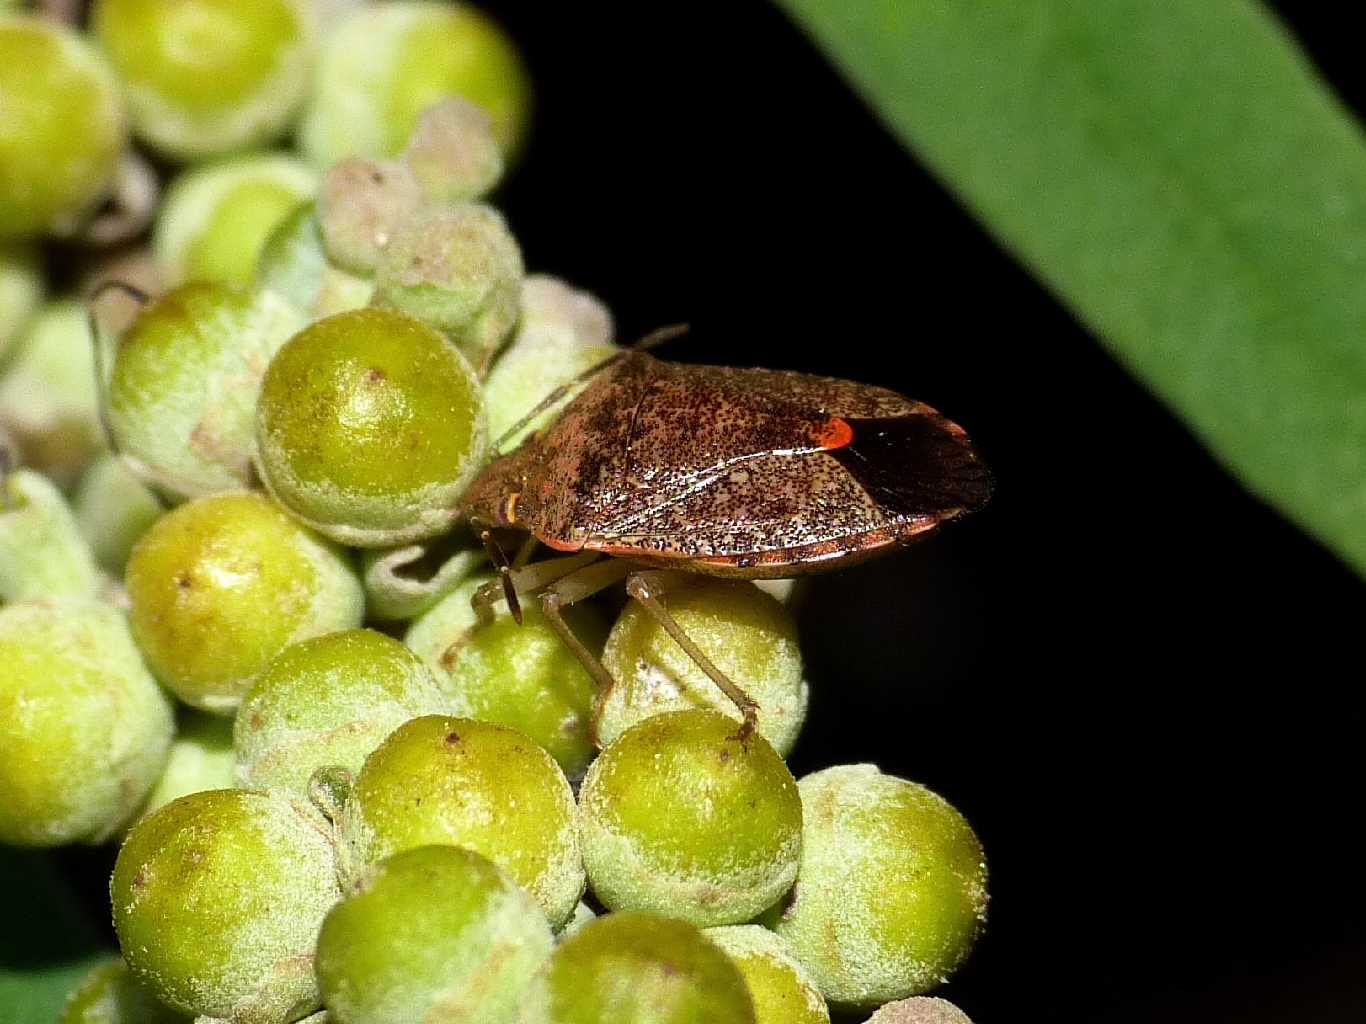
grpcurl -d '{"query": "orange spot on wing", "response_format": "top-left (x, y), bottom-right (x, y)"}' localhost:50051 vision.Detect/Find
top-left (813, 416), bottom-right (854, 451)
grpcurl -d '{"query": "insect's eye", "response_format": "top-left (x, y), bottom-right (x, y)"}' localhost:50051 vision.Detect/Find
top-left (500, 491), bottom-right (521, 526)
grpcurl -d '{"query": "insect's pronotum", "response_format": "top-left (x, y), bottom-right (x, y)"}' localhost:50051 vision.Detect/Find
top-left (458, 333), bottom-right (992, 739)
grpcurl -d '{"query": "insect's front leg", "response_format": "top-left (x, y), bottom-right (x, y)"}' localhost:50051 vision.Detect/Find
top-left (624, 570), bottom-right (760, 741)
top-left (438, 549), bottom-right (599, 670)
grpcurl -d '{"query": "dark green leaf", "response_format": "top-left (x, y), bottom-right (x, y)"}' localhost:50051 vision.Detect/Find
top-left (777, 0), bottom-right (1366, 575)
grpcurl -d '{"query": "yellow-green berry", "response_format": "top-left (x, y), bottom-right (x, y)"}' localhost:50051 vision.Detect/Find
top-left (374, 202), bottom-right (523, 369)
top-left (299, 1), bottom-right (530, 170)
top-left (0, 15), bottom-right (126, 238)
top-left (405, 573), bottom-right (601, 778)
top-left (864, 997), bottom-right (975, 1024)
top-left (106, 282), bottom-right (304, 500)
top-left (91, 0), bottom-right (315, 161)
top-left (0, 468), bottom-right (101, 603)
top-left (255, 307), bottom-right (487, 547)
top-left (72, 453), bottom-right (164, 575)
top-left (125, 491), bottom-right (364, 712)
top-left (0, 242), bottom-right (42, 358)
top-left (518, 911), bottom-right (756, 1024)
top-left (58, 956), bottom-right (185, 1024)
top-left (234, 628), bottom-right (449, 796)
top-left (343, 715), bottom-right (584, 928)
top-left (483, 275), bottom-right (616, 447)
top-left (134, 708), bottom-right (236, 825)
top-left (0, 299), bottom-right (101, 487)
top-left (154, 152), bottom-right (316, 286)
top-left (111, 789), bottom-right (341, 1021)
top-left (255, 201), bottom-right (373, 320)
top-left (769, 765), bottom-right (988, 1010)
top-left (704, 926), bottom-right (829, 1024)
top-left (316, 157), bottom-right (422, 275)
top-left (402, 96), bottom-right (504, 204)
top-left (578, 710), bottom-right (802, 927)
top-left (0, 599), bottom-right (174, 846)
top-left (316, 845), bottom-right (552, 1024)
top-left (599, 579), bottom-right (807, 757)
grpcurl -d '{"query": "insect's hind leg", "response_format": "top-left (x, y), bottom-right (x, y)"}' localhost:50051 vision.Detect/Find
top-left (624, 570), bottom-right (760, 741)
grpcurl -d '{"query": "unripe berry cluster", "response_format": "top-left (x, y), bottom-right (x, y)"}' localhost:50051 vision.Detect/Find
top-left (1, 7), bottom-right (985, 1024)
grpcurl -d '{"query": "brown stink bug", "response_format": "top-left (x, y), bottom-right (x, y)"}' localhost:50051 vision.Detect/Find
top-left (458, 330), bottom-right (992, 739)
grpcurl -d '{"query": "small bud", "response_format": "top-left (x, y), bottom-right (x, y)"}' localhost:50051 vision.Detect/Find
top-left (374, 203), bottom-right (523, 369)
top-left (402, 96), bottom-right (504, 203)
top-left (0, 243), bottom-right (42, 359)
top-left (864, 997), bottom-right (975, 1024)
top-left (317, 158), bottom-right (422, 274)
top-left (58, 956), bottom-right (183, 1024)
top-left (704, 925), bottom-right (829, 1024)
top-left (72, 453), bottom-right (163, 575)
top-left (133, 708), bottom-right (235, 824)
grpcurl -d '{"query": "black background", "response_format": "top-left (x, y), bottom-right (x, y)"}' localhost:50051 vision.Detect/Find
top-left (485, 4), bottom-right (1366, 1022)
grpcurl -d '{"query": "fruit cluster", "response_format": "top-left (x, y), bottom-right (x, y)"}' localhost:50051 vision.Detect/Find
top-left (1, 4), bottom-right (986, 1023)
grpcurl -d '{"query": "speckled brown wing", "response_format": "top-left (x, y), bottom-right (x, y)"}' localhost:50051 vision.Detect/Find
top-left (525, 354), bottom-right (991, 575)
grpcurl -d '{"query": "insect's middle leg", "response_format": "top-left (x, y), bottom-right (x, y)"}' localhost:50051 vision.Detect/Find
top-left (624, 570), bottom-right (760, 740)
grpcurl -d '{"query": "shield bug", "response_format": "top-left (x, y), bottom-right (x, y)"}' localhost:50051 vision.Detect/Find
top-left (459, 335), bottom-right (991, 737)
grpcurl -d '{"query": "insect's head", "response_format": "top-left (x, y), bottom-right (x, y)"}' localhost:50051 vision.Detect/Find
top-left (462, 445), bottom-right (538, 530)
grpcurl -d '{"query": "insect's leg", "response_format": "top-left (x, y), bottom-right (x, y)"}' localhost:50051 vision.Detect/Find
top-left (534, 559), bottom-right (637, 746)
top-left (439, 550), bottom-right (600, 670)
top-left (511, 533), bottom-right (539, 570)
top-left (624, 570), bottom-right (760, 741)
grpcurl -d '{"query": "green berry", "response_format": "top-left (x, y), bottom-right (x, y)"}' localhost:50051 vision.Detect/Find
top-left (402, 96), bottom-right (504, 204)
top-left (255, 307), bottom-right (487, 547)
top-left (0, 599), bottom-right (174, 846)
top-left (483, 275), bottom-right (617, 447)
top-left (91, 0), bottom-right (315, 161)
top-left (316, 845), bottom-right (552, 1024)
top-left (373, 203), bottom-right (523, 369)
top-left (135, 708), bottom-right (236, 823)
top-left (0, 468), bottom-right (102, 603)
top-left (0, 15), bottom-right (126, 238)
top-left (578, 710), bottom-right (802, 927)
top-left (317, 157), bottom-right (422, 275)
top-left (154, 152), bottom-right (316, 286)
top-left (125, 491), bottom-right (364, 712)
top-left (0, 299), bottom-right (102, 487)
top-left (255, 201), bottom-right (374, 321)
top-left (405, 573), bottom-right (602, 778)
top-left (0, 242), bottom-right (42, 359)
top-left (58, 956), bottom-right (185, 1024)
top-left (704, 926), bottom-right (829, 1024)
top-left (769, 765), bottom-right (988, 1010)
top-left (106, 282), bottom-right (304, 500)
top-left (343, 715), bottom-right (584, 928)
top-left (864, 997), bottom-right (974, 1024)
top-left (111, 789), bottom-right (341, 1021)
top-left (518, 911), bottom-right (756, 1024)
top-left (598, 579), bottom-right (807, 757)
top-left (234, 628), bottom-right (449, 796)
top-left (299, 1), bottom-right (530, 170)
top-left (72, 453), bottom-right (164, 575)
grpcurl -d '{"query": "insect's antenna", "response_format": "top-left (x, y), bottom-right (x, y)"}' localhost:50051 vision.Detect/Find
top-left (489, 323), bottom-right (690, 456)
top-left (86, 280), bottom-right (151, 455)
top-left (479, 528), bottom-right (523, 625)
